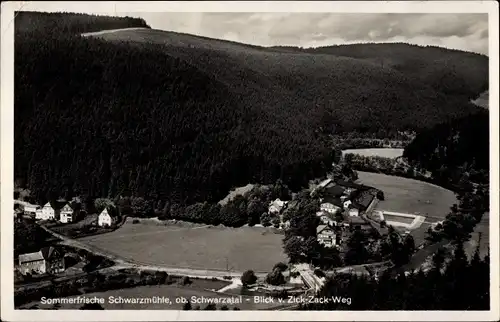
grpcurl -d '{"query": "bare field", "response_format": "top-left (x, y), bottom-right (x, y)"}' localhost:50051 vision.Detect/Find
top-left (78, 223), bottom-right (286, 273)
top-left (383, 214), bottom-right (415, 225)
top-left (342, 148), bottom-right (404, 159)
top-left (356, 171), bottom-right (457, 218)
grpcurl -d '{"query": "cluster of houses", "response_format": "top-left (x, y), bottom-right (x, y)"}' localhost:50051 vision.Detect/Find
top-left (17, 200), bottom-right (117, 227)
top-left (314, 178), bottom-right (380, 249)
top-left (263, 178), bottom-right (382, 250)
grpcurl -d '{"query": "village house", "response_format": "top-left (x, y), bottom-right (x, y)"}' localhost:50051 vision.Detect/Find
top-left (59, 203), bottom-right (75, 223)
top-left (35, 202), bottom-right (58, 221)
top-left (268, 198), bottom-right (288, 214)
top-left (98, 208), bottom-right (117, 227)
top-left (18, 246), bottom-right (65, 275)
top-left (22, 204), bottom-right (40, 216)
top-left (316, 211), bottom-right (337, 226)
top-left (316, 224), bottom-right (337, 248)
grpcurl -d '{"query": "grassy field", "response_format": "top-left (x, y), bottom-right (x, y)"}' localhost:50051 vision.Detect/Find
top-left (342, 148), bottom-right (404, 159)
top-left (78, 223), bottom-right (286, 273)
top-left (24, 284), bottom-right (281, 310)
top-left (356, 171), bottom-right (457, 218)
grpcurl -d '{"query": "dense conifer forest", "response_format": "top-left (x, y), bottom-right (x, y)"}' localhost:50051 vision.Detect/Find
top-left (15, 11), bottom-right (488, 206)
top-left (403, 110), bottom-right (489, 186)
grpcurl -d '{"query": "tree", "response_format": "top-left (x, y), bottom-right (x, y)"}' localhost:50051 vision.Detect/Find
top-left (182, 301), bottom-right (192, 310)
top-left (241, 270), bottom-right (257, 287)
top-left (260, 212), bottom-right (272, 227)
top-left (94, 198), bottom-right (115, 213)
top-left (344, 229), bottom-right (370, 265)
top-left (265, 268), bottom-right (286, 286)
top-left (273, 262), bottom-right (288, 272)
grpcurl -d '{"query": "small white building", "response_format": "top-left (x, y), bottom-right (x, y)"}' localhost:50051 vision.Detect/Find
top-left (36, 202), bottom-right (57, 221)
top-left (268, 198), bottom-right (288, 214)
top-left (98, 208), bottom-right (116, 227)
top-left (317, 225), bottom-right (337, 248)
top-left (348, 208), bottom-right (360, 217)
top-left (320, 202), bottom-right (341, 214)
top-left (59, 204), bottom-right (75, 223)
top-left (23, 204), bottom-right (40, 215)
top-left (343, 200), bottom-right (352, 209)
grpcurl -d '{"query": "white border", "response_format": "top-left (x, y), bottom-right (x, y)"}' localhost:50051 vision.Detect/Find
top-left (1, 1), bottom-right (499, 321)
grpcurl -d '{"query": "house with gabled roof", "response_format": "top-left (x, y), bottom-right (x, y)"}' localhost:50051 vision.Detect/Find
top-left (60, 203), bottom-right (75, 223)
top-left (98, 208), bottom-right (117, 227)
top-left (316, 224), bottom-right (337, 248)
top-left (18, 246), bottom-right (65, 275)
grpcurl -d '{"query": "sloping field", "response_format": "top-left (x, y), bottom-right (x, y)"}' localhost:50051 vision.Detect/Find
top-left (356, 171), bottom-right (457, 218)
top-left (78, 223), bottom-right (286, 273)
top-left (342, 148), bottom-right (404, 159)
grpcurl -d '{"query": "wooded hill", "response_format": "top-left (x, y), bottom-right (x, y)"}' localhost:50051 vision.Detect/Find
top-left (15, 11), bottom-right (488, 205)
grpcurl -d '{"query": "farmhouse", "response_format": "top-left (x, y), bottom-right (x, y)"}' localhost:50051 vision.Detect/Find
top-left (18, 246), bottom-right (65, 275)
top-left (268, 198), bottom-right (288, 214)
top-left (98, 208), bottom-right (117, 227)
top-left (316, 224), bottom-right (337, 248)
top-left (36, 202), bottom-right (59, 221)
top-left (60, 203), bottom-right (75, 223)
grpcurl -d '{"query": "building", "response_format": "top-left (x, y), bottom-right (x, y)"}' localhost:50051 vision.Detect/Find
top-left (268, 198), bottom-right (288, 214)
top-left (35, 202), bottom-right (58, 221)
top-left (348, 207), bottom-right (359, 217)
top-left (23, 204), bottom-right (40, 216)
top-left (320, 202), bottom-right (341, 214)
top-left (316, 224), bottom-right (337, 247)
top-left (59, 203), bottom-right (75, 223)
top-left (18, 246), bottom-right (65, 275)
top-left (98, 208), bottom-right (117, 227)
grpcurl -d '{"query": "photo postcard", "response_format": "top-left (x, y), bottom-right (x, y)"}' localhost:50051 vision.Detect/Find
top-left (1, 1), bottom-right (498, 321)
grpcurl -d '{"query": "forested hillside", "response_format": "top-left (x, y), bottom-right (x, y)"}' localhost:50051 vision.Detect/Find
top-left (403, 110), bottom-right (489, 186)
top-left (274, 43), bottom-right (489, 100)
top-left (15, 11), bottom-right (150, 35)
top-left (15, 12), bottom-right (488, 205)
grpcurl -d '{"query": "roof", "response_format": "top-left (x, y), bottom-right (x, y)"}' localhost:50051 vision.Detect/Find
top-left (324, 185), bottom-right (346, 197)
top-left (322, 196), bottom-right (344, 208)
top-left (48, 201), bottom-right (67, 211)
top-left (19, 246), bottom-right (62, 263)
top-left (348, 216), bottom-right (368, 225)
top-left (352, 191), bottom-right (375, 210)
top-left (336, 179), bottom-right (370, 190)
top-left (100, 208), bottom-right (117, 218)
top-left (317, 224), bottom-right (334, 234)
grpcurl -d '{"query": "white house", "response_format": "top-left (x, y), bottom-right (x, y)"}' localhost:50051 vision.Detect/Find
top-left (98, 208), bottom-right (116, 227)
top-left (59, 204), bottom-right (74, 224)
top-left (316, 225), bottom-right (337, 248)
top-left (23, 204), bottom-right (40, 216)
top-left (268, 198), bottom-right (288, 214)
top-left (348, 208), bottom-right (360, 217)
top-left (320, 202), bottom-right (341, 214)
top-left (36, 202), bottom-right (57, 221)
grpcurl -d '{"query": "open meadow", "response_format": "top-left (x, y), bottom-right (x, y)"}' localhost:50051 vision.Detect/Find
top-left (78, 222), bottom-right (286, 273)
top-left (356, 171), bottom-right (457, 218)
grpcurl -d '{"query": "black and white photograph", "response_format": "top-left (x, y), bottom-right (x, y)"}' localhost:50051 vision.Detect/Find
top-left (1, 1), bottom-right (498, 321)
